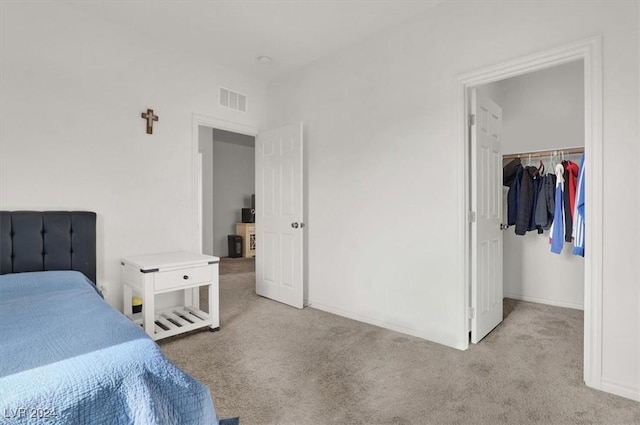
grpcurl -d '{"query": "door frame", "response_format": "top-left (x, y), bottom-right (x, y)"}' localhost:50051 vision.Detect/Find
top-left (190, 113), bottom-right (258, 255)
top-left (455, 36), bottom-right (603, 390)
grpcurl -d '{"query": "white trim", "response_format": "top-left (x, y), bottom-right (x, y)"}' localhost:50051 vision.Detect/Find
top-left (503, 293), bottom-right (583, 311)
top-left (196, 152), bottom-right (203, 254)
top-left (600, 379), bottom-right (640, 402)
top-left (191, 114), bottom-right (258, 254)
top-left (456, 37), bottom-right (603, 392)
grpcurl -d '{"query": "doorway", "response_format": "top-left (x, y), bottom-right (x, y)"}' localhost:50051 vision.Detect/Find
top-left (468, 60), bottom-right (586, 343)
top-left (484, 61), bottom-right (585, 315)
top-left (191, 114), bottom-right (258, 257)
top-left (457, 37), bottom-right (603, 390)
top-left (198, 125), bottom-right (256, 266)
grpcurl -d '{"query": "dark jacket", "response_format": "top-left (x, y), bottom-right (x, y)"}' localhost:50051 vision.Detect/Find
top-left (503, 158), bottom-right (522, 186)
top-left (503, 159), bottom-right (523, 226)
top-left (515, 166), bottom-right (539, 235)
top-left (528, 174), bottom-right (544, 234)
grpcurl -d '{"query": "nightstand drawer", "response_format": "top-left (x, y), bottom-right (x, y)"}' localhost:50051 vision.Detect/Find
top-left (154, 265), bottom-right (213, 292)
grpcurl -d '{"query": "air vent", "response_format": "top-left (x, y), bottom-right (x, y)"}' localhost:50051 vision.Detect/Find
top-left (219, 87), bottom-right (247, 113)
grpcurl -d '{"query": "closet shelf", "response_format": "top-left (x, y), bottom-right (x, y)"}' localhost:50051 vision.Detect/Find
top-left (502, 147), bottom-right (584, 160)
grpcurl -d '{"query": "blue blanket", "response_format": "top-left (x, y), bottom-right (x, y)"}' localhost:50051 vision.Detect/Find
top-left (0, 271), bottom-right (219, 424)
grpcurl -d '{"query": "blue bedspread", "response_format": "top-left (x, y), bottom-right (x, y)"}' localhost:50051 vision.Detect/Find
top-left (0, 271), bottom-right (219, 425)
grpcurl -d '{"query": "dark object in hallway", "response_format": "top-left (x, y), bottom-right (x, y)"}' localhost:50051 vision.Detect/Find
top-left (241, 208), bottom-right (255, 223)
top-left (227, 235), bottom-right (243, 258)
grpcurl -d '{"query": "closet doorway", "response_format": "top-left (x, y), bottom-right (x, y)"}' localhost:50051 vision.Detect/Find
top-left (470, 59), bottom-right (585, 344)
top-left (457, 37), bottom-right (603, 389)
top-left (484, 60), bottom-right (585, 316)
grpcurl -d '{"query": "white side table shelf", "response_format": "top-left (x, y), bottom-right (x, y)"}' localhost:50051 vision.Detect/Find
top-left (121, 251), bottom-right (220, 340)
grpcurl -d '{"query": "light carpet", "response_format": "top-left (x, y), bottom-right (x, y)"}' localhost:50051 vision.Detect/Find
top-left (159, 260), bottom-right (640, 425)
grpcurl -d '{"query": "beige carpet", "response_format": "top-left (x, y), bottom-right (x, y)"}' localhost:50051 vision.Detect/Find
top-left (159, 261), bottom-right (640, 425)
top-left (218, 257), bottom-right (256, 276)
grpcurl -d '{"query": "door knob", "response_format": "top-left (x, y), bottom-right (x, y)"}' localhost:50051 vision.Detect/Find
top-left (500, 223), bottom-right (509, 230)
top-left (291, 222), bottom-right (299, 228)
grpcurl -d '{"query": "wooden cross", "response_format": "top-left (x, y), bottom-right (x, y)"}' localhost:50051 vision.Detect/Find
top-left (141, 108), bottom-right (159, 134)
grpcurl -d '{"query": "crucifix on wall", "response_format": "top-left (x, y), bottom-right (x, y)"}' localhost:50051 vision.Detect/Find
top-left (141, 108), bottom-right (159, 134)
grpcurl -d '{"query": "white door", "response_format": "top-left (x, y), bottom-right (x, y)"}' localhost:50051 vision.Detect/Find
top-left (255, 122), bottom-right (304, 309)
top-left (470, 89), bottom-right (503, 343)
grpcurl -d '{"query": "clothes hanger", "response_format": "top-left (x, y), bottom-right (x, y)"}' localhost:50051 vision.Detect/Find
top-left (537, 160), bottom-right (545, 176)
top-left (549, 151), bottom-right (557, 172)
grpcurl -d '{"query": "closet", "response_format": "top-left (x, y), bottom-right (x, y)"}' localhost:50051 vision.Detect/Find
top-left (481, 59), bottom-right (585, 311)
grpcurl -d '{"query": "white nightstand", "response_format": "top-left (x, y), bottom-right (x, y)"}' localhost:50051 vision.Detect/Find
top-left (121, 251), bottom-right (220, 340)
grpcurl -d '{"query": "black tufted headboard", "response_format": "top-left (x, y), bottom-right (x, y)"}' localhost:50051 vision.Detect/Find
top-left (0, 211), bottom-right (97, 284)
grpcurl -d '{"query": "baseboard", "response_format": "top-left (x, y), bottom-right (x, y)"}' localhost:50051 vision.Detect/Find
top-left (599, 379), bottom-right (640, 402)
top-left (307, 300), bottom-right (466, 350)
top-left (504, 292), bottom-right (584, 311)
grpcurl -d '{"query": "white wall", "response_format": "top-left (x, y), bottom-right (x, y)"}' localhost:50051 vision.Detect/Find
top-left (483, 61), bottom-right (585, 310)
top-left (210, 130), bottom-right (255, 257)
top-left (199, 126), bottom-right (214, 255)
top-left (484, 61), bottom-right (585, 153)
top-left (267, 2), bottom-right (639, 399)
top-left (0, 2), bottom-right (267, 309)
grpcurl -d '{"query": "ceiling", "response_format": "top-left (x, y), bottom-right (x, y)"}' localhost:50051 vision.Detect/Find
top-left (71, 0), bottom-right (441, 81)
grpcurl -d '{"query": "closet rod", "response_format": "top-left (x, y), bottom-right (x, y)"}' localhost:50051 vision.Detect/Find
top-left (502, 147), bottom-right (584, 160)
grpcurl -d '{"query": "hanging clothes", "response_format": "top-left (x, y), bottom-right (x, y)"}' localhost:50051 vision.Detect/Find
top-left (503, 150), bottom-right (583, 255)
top-left (572, 154), bottom-right (586, 257)
top-left (515, 166), bottom-right (539, 235)
top-left (503, 158), bottom-right (523, 226)
top-left (562, 162), bottom-right (573, 243)
top-left (566, 160), bottom-right (580, 217)
top-left (550, 163), bottom-right (565, 254)
top-left (561, 160), bottom-right (579, 242)
top-left (528, 171), bottom-right (544, 234)
top-left (535, 173), bottom-right (556, 230)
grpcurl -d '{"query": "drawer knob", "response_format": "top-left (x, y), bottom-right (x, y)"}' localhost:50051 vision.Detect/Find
top-left (183, 275), bottom-right (189, 280)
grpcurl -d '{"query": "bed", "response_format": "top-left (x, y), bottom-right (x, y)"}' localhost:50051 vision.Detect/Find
top-left (0, 211), bottom-right (233, 425)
